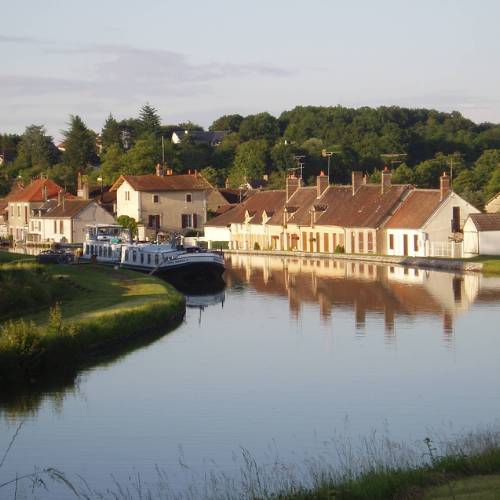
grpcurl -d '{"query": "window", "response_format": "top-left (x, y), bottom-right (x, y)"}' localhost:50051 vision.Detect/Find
top-left (132, 251), bottom-right (137, 262)
top-left (148, 215), bottom-right (160, 229)
top-left (181, 214), bottom-right (193, 228)
top-left (185, 193), bottom-right (192, 203)
top-left (358, 232), bottom-right (364, 253)
top-left (17, 205), bottom-right (20, 217)
top-left (125, 191), bottom-right (130, 201)
top-left (98, 246), bottom-right (102, 256)
top-left (193, 213), bottom-right (198, 228)
top-left (155, 254), bottom-right (159, 265)
top-left (85, 245), bottom-right (90, 255)
top-left (414, 234), bottom-right (419, 252)
top-left (351, 232), bottom-right (355, 253)
top-left (367, 232), bottom-right (373, 252)
top-left (389, 234), bottom-right (394, 250)
top-left (324, 233), bottom-right (329, 253)
top-left (59, 220), bottom-right (64, 234)
top-left (339, 233), bottom-right (345, 247)
top-left (140, 253), bottom-right (144, 264)
top-left (152, 194), bottom-right (159, 203)
top-left (124, 249), bottom-right (129, 261)
top-left (147, 254), bottom-right (151, 265)
top-left (302, 232), bottom-right (307, 251)
top-left (332, 233), bottom-right (337, 250)
top-left (54, 220), bottom-right (57, 233)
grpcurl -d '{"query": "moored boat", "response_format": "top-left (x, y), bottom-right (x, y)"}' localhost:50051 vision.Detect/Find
top-left (80, 224), bottom-right (225, 286)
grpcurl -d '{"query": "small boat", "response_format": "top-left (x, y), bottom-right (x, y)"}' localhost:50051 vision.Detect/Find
top-left (80, 224), bottom-right (225, 286)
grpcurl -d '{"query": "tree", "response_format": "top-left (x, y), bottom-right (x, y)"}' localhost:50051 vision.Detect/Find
top-left (229, 139), bottom-right (268, 187)
top-left (239, 112), bottom-right (280, 142)
top-left (138, 103), bottom-right (161, 137)
top-left (99, 144), bottom-right (126, 184)
top-left (101, 113), bottom-right (122, 152)
top-left (391, 163), bottom-right (415, 184)
top-left (122, 134), bottom-right (161, 175)
top-left (117, 215), bottom-right (137, 237)
top-left (62, 115), bottom-right (97, 172)
top-left (209, 114), bottom-right (243, 132)
top-left (13, 125), bottom-right (58, 178)
top-left (199, 166), bottom-right (219, 186)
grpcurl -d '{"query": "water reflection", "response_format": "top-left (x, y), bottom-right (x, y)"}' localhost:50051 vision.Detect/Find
top-left (223, 255), bottom-right (497, 345)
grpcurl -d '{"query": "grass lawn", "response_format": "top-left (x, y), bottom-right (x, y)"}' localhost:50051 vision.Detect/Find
top-left (28, 263), bottom-right (179, 324)
top-left (0, 250), bottom-right (35, 264)
top-left (467, 255), bottom-right (500, 275)
top-left (424, 474), bottom-right (500, 499)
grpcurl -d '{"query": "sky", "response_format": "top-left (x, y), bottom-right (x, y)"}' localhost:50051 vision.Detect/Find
top-left (1, 0), bottom-right (500, 140)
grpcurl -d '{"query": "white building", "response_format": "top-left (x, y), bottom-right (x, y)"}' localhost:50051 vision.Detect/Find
top-left (463, 213), bottom-right (500, 257)
top-left (385, 173), bottom-right (480, 258)
top-left (485, 192), bottom-right (500, 214)
top-left (29, 198), bottom-right (115, 244)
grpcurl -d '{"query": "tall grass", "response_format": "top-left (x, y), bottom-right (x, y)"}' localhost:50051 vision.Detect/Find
top-left (0, 262), bottom-right (62, 317)
top-left (0, 295), bottom-right (185, 385)
top-left (2, 425), bottom-right (500, 499)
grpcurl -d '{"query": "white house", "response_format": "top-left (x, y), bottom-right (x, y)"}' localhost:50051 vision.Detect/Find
top-left (29, 198), bottom-right (115, 244)
top-left (384, 173), bottom-right (480, 258)
top-left (463, 213), bottom-right (500, 257)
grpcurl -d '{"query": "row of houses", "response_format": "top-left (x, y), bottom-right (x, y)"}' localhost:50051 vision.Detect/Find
top-left (0, 165), bottom-right (229, 244)
top-left (205, 169), bottom-right (499, 258)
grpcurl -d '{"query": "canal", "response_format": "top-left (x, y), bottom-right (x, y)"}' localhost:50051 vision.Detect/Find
top-left (1, 254), bottom-right (500, 498)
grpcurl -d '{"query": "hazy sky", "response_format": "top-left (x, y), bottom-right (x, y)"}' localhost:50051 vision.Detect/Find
top-left (1, 0), bottom-right (500, 140)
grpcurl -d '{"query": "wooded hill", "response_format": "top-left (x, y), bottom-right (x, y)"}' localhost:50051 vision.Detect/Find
top-left (2, 105), bottom-right (500, 208)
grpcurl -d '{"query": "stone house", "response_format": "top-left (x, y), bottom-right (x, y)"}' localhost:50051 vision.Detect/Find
top-left (111, 165), bottom-right (214, 238)
top-left (7, 178), bottom-right (64, 242)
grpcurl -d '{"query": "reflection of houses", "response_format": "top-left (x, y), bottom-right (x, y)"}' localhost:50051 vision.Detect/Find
top-left (112, 165), bottom-right (213, 238)
top-left (385, 173), bottom-right (479, 257)
top-left (205, 169), bottom-right (481, 257)
top-left (224, 254), bottom-right (482, 336)
top-left (463, 213), bottom-right (500, 257)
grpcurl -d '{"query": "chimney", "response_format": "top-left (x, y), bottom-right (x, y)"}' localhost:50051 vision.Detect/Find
top-left (77, 171), bottom-right (83, 191)
top-left (225, 178), bottom-right (230, 189)
top-left (166, 168), bottom-right (173, 176)
top-left (316, 171), bottom-right (329, 198)
top-left (57, 189), bottom-right (64, 205)
top-left (440, 171), bottom-right (450, 200)
top-left (42, 184), bottom-right (48, 202)
top-left (286, 174), bottom-right (302, 201)
top-left (381, 166), bottom-right (392, 194)
top-left (352, 171), bottom-right (363, 195)
top-left (155, 163), bottom-right (164, 176)
top-left (262, 174), bottom-right (269, 182)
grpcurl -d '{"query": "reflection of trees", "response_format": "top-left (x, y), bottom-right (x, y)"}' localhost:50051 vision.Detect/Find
top-left (0, 320), bottom-right (182, 419)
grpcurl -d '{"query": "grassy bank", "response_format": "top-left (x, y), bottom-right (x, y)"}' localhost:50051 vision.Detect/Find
top-left (0, 255), bottom-right (185, 385)
top-left (279, 437), bottom-right (500, 500)
top-left (469, 255), bottom-right (500, 275)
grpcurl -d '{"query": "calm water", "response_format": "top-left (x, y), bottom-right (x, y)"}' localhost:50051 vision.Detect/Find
top-left (1, 254), bottom-right (500, 498)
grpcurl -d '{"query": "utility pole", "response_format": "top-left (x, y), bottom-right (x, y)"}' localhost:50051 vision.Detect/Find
top-left (447, 153), bottom-right (462, 186)
top-left (161, 136), bottom-right (165, 165)
top-left (293, 155), bottom-right (305, 179)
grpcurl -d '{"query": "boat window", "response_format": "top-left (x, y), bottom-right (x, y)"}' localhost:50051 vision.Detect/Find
top-left (125, 249), bottom-right (129, 261)
top-left (132, 252), bottom-right (137, 262)
top-left (140, 253), bottom-right (144, 264)
top-left (85, 245), bottom-right (89, 255)
top-left (98, 246), bottom-right (102, 256)
top-left (147, 254), bottom-right (151, 264)
top-left (155, 254), bottom-right (159, 265)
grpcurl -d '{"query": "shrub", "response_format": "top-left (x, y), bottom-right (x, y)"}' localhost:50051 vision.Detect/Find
top-left (254, 242), bottom-right (261, 250)
top-left (334, 245), bottom-right (345, 254)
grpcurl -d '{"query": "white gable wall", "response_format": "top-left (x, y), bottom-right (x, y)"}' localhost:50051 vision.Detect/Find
top-left (116, 180), bottom-right (141, 221)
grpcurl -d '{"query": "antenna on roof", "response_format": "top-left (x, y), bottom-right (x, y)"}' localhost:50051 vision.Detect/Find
top-left (291, 155), bottom-right (305, 179)
top-left (380, 153), bottom-right (407, 168)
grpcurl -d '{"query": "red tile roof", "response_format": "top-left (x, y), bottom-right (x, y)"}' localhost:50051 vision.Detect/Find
top-left (285, 187), bottom-right (318, 226)
top-left (469, 213), bottom-right (500, 231)
top-left (315, 184), bottom-right (411, 228)
top-left (10, 178), bottom-right (63, 202)
top-left (111, 174), bottom-right (213, 192)
top-left (205, 190), bottom-right (286, 227)
top-left (39, 199), bottom-right (95, 219)
top-left (385, 190), bottom-right (445, 229)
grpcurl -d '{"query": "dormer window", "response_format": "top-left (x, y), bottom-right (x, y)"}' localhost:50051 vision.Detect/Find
top-left (152, 194), bottom-right (159, 203)
top-left (185, 193), bottom-right (192, 203)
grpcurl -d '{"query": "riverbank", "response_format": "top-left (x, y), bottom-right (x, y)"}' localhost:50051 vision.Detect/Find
top-left (224, 249), bottom-right (491, 273)
top-left (0, 255), bottom-right (185, 385)
top-left (281, 445), bottom-right (500, 499)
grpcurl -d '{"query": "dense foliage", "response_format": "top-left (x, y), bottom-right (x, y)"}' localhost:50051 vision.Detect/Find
top-left (2, 105), bottom-right (500, 207)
